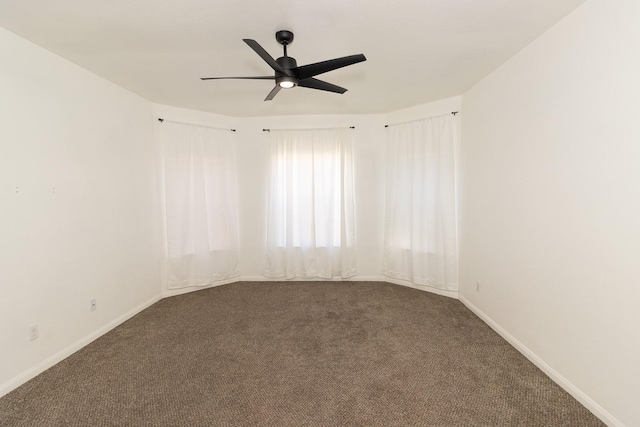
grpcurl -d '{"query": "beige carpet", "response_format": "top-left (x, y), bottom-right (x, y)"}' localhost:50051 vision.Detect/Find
top-left (0, 281), bottom-right (604, 426)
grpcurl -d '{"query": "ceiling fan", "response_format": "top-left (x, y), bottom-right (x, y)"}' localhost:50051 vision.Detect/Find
top-left (201, 30), bottom-right (366, 101)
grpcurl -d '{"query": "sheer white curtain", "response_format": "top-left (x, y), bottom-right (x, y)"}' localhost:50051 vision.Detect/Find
top-left (383, 114), bottom-right (458, 291)
top-left (159, 121), bottom-right (241, 289)
top-left (266, 128), bottom-right (356, 279)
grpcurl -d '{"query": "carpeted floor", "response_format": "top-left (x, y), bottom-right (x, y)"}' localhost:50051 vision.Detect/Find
top-left (0, 281), bottom-right (604, 426)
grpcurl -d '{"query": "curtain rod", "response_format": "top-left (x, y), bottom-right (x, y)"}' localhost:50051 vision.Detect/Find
top-left (384, 111), bottom-right (458, 128)
top-left (262, 126), bottom-right (355, 132)
top-left (157, 118), bottom-right (236, 132)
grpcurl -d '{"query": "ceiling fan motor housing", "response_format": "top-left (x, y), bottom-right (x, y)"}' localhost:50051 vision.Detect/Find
top-left (276, 56), bottom-right (297, 76)
top-left (276, 56), bottom-right (298, 87)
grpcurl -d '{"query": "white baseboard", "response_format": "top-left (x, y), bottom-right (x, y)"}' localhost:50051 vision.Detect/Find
top-left (168, 275), bottom-right (459, 300)
top-left (382, 276), bottom-right (458, 299)
top-left (162, 276), bottom-right (242, 298)
top-left (240, 275), bottom-right (385, 282)
top-left (0, 294), bottom-right (161, 399)
top-left (458, 295), bottom-right (622, 427)
top-left (161, 275), bottom-right (390, 298)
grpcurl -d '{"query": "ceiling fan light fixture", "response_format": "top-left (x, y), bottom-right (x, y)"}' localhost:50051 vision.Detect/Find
top-left (277, 76), bottom-right (297, 89)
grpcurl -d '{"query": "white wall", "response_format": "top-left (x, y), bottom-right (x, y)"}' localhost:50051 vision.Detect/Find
top-left (459, 1), bottom-right (640, 425)
top-left (0, 27), bottom-right (161, 395)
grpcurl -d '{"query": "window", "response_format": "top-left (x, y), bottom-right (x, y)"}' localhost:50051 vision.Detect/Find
top-left (382, 114), bottom-right (458, 291)
top-left (159, 121), bottom-right (241, 288)
top-left (265, 128), bottom-right (356, 279)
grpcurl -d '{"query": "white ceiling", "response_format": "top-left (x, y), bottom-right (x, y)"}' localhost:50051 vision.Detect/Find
top-left (0, 0), bottom-right (585, 117)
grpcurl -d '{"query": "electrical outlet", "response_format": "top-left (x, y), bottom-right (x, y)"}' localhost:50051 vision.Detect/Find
top-left (90, 299), bottom-right (97, 312)
top-left (29, 325), bottom-right (39, 341)
top-left (476, 281), bottom-right (481, 292)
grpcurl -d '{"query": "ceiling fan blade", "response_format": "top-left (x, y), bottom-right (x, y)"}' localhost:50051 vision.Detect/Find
top-left (297, 78), bottom-right (347, 94)
top-left (292, 54), bottom-right (366, 80)
top-left (200, 76), bottom-right (274, 80)
top-left (243, 39), bottom-right (287, 74)
top-left (264, 85), bottom-right (281, 101)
